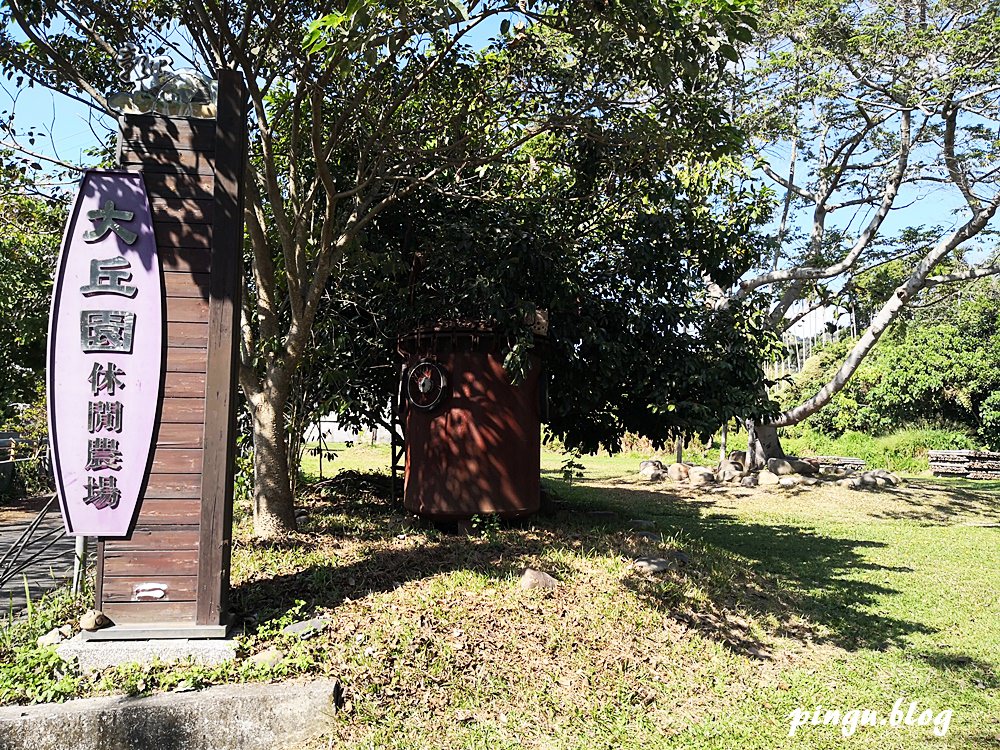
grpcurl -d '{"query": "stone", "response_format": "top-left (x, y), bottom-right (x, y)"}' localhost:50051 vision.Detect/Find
top-left (249, 647), bottom-right (284, 669)
top-left (717, 459), bottom-right (742, 482)
top-left (0, 678), bottom-right (339, 750)
top-left (668, 550), bottom-right (692, 566)
top-left (766, 458), bottom-right (796, 476)
top-left (666, 463), bottom-right (689, 481)
top-left (779, 476), bottom-right (801, 489)
top-left (837, 477), bottom-right (862, 490)
top-left (281, 617), bottom-right (331, 640)
top-left (787, 459), bottom-right (818, 475)
top-left (728, 450), bottom-right (747, 467)
top-left (874, 477), bottom-right (887, 488)
top-left (873, 470), bottom-right (898, 486)
top-left (79, 610), bottom-right (112, 632)
top-left (757, 470), bottom-right (780, 486)
top-left (58, 624), bottom-right (74, 638)
top-left (58, 635), bottom-right (237, 674)
top-left (740, 474), bottom-right (758, 488)
top-left (628, 519), bottom-right (656, 531)
top-left (647, 469), bottom-right (667, 482)
top-left (37, 628), bottom-right (64, 648)
top-left (632, 531), bottom-right (660, 542)
top-left (638, 460), bottom-right (665, 477)
top-left (860, 472), bottom-right (878, 487)
top-left (519, 569), bottom-right (558, 591)
top-left (634, 557), bottom-right (674, 574)
top-left (688, 467), bottom-right (716, 486)
top-left (800, 477), bottom-right (819, 486)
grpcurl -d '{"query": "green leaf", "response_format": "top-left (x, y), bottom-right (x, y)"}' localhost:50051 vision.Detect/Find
top-left (447, 0), bottom-right (470, 22)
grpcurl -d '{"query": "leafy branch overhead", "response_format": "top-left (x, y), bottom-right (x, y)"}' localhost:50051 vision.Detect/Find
top-left (1, 0), bottom-right (771, 535)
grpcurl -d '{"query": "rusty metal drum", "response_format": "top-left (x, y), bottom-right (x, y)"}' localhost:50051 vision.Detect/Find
top-left (399, 325), bottom-right (543, 520)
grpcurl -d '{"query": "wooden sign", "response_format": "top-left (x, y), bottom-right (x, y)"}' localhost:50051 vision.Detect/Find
top-left (66, 70), bottom-right (248, 638)
top-left (48, 171), bottom-right (163, 538)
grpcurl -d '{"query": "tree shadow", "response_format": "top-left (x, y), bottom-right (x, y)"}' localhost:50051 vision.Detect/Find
top-left (571, 482), bottom-right (934, 653)
top-left (871, 478), bottom-right (1000, 525)
top-left (231, 474), bottom-right (935, 663)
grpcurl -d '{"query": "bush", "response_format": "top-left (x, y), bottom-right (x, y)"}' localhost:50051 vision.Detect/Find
top-left (0, 586), bottom-right (82, 704)
top-left (1, 388), bottom-right (52, 502)
top-left (778, 426), bottom-right (979, 473)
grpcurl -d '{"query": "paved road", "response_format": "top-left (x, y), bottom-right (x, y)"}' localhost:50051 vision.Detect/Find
top-left (0, 496), bottom-right (77, 617)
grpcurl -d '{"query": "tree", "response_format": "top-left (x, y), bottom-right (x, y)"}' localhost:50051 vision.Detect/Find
top-left (778, 276), bottom-right (1000, 447)
top-left (293, 152), bottom-right (781, 471)
top-left (2, 0), bottom-right (759, 536)
top-left (717, 0), bottom-right (1000, 466)
top-left (0, 155), bottom-right (64, 418)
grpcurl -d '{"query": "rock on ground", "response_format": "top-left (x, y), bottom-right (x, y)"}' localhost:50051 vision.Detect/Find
top-left (520, 569), bottom-right (558, 591)
top-left (78, 610), bottom-right (112, 631)
top-left (281, 617), bottom-right (331, 640)
top-left (666, 463), bottom-right (689, 481)
top-left (740, 474), bottom-right (758, 488)
top-left (757, 470), bottom-right (781, 486)
top-left (787, 459), bottom-right (819, 475)
top-left (633, 557), bottom-right (674, 574)
top-left (766, 458), bottom-right (797, 476)
top-left (717, 459), bottom-right (742, 482)
top-left (688, 468), bottom-right (716, 486)
top-left (36, 628), bottom-right (64, 647)
top-left (249, 647), bottom-right (284, 669)
top-left (638, 460), bottom-right (665, 478)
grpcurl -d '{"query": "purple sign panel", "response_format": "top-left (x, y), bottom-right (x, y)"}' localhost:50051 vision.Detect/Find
top-left (47, 171), bottom-right (163, 537)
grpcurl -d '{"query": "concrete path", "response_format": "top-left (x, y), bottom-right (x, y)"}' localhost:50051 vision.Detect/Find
top-left (0, 495), bottom-right (77, 616)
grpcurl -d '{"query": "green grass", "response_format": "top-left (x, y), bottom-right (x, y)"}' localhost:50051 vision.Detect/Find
top-left (293, 445), bottom-right (1000, 749)
top-left (3, 445), bottom-right (997, 749)
top-left (674, 426), bottom-right (982, 473)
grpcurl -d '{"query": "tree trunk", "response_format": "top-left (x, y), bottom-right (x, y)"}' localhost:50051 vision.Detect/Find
top-left (251, 392), bottom-right (298, 539)
top-left (746, 420), bottom-right (785, 470)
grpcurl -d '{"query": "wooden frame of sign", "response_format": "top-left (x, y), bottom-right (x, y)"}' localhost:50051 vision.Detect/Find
top-left (84, 70), bottom-right (247, 639)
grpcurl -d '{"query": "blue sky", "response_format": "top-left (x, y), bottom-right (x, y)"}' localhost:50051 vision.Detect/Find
top-left (5, 13), bottom-right (988, 331)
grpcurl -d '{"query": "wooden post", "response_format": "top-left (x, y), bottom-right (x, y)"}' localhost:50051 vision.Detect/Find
top-left (89, 72), bottom-right (247, 638)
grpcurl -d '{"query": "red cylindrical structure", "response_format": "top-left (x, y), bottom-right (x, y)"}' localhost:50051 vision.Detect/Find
top-left (399, 325), bottom-right (542, 520)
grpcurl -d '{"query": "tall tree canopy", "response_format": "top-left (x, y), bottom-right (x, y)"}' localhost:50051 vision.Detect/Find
top-left (717, 0), bottom-right (1000, 465)
top-left (294, 153), bottom-right (779, 471)
top-left (3, 0), bottom-right (771, 535)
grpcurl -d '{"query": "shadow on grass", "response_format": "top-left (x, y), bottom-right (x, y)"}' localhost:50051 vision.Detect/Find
top-left (558, 480), bottom-right (934, 652)
top-left (231, 472), bottom-right (933, 665)
top-left (871, 478), bottom-right (1000, 524)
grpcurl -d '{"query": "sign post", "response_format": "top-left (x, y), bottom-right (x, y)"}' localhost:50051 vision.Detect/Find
top-left (48, 68), bottom-right (247, 638)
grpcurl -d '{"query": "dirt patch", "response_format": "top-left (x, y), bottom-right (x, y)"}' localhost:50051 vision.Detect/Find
top-left (0, 494), bottom-right (57, 525)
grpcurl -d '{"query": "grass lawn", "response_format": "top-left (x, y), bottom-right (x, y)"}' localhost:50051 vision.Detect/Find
top-left (290, 445), bottom-right (1000, 748)
top-left (3, 444), bottom-right (997, 749)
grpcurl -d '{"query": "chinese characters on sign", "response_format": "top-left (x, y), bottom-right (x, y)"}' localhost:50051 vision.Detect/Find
top-left (48, 171), bottom-right (164, 536)
top-left (80, 210), bottom-right (138, 509)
